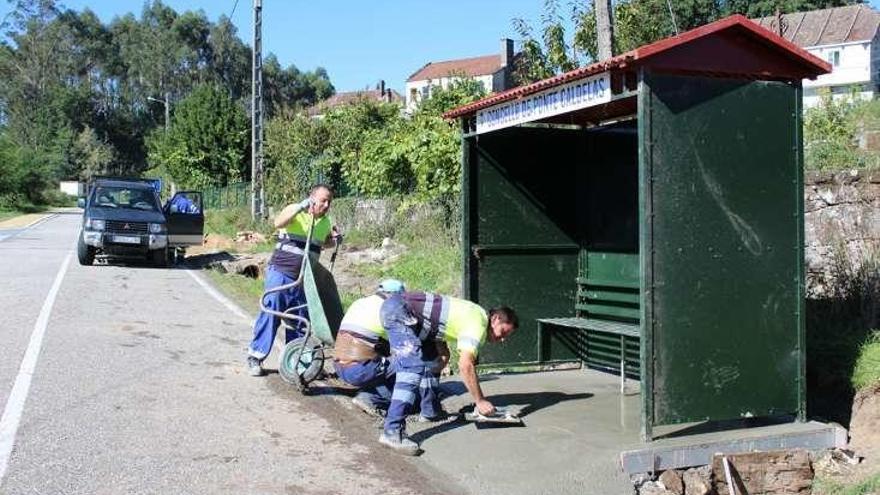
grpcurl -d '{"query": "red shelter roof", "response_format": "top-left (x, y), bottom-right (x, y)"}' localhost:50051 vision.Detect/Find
top-left (445, 15), bottom-right (831, 120)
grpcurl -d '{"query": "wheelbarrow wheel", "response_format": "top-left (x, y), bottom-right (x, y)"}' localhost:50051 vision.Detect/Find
top-left (278, 337), bottom-right (325, 387)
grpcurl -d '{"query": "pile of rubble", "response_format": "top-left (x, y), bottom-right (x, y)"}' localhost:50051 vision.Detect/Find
top-left (633, 447), bottom-right (870, 495)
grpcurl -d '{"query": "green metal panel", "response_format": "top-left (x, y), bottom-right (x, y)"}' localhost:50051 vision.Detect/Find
top-left (643, 73), bottom-right (803, 426)
top-left (794, 84), bottom-right (807, 421)
top-left (466, 128), bottom-right (581, 364)
top-left (581, 252), bottom-right (640, 287)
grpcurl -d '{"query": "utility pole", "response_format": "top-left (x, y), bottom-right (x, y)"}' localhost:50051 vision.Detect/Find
top-left (595, 0), bottom-right (615, 61)
top-left (164, 91), bottom-right (170, 133)
top-left (251, 0), bottom-right (265, 219)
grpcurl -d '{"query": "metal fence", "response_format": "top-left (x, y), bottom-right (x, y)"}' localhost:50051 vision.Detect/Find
top-left (202, 182), bottom-right (251, 210)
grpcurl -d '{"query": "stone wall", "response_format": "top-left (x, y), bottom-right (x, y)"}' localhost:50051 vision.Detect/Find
top-left (805, 170), bottom-right (880, 295)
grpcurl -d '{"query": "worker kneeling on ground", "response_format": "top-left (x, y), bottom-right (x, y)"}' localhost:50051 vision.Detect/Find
top-left (332, 282), bottom-right (397, 416)
top-left (379, 286), bottom-right (518, 455)
top-left (334, 280), bottom-right (446, 418)
top-left (246, 184), bottom-right (339, 376)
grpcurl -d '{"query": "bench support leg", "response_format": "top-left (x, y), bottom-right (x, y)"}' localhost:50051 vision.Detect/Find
top-left (620, 335), bottom-right (626, 394)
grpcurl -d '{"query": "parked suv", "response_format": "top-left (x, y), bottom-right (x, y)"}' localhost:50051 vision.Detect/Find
top-left (77, 178), bottom-right (204, 266)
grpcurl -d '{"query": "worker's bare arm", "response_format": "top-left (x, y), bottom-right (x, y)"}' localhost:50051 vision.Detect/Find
top-left (459, 350), bottom-right (495, 415)
top-left (274, 202), bottom-right (305, 229)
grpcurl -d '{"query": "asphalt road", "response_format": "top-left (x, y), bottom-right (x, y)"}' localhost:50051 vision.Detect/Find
top-left (0, 212), bottom-right (456, 495)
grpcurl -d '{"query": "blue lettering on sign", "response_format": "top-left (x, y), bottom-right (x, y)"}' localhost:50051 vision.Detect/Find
top-left (477, 73), bottom-right (610, 132)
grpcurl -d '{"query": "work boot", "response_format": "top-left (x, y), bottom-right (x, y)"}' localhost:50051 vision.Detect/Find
top-left (352, 395), bottom-right (386, 418)
top-left (246, 356), bottom-right (263, 377)
top-left (379, 430), bottom-right (420, 456)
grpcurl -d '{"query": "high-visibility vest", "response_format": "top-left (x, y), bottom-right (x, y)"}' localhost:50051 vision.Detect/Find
top-left (339, 295), bottom-right (387, 340)
top-left (285, 210), bottom-right (332, 252)
top-left (404, 292), bottom-right (488, 357)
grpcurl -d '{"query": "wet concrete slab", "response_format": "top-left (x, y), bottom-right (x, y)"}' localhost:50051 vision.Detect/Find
top-left (409, 368), bottom-right (640, 495)
top-left (406, 368), bottom-right (846, 495)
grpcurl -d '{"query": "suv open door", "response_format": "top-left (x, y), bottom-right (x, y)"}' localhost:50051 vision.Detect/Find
top-left (165, 191), bottom-right (204, 249)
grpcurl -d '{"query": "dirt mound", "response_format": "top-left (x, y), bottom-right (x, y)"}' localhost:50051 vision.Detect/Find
top-left (849, 382), bottom-right (880, 458)
top-left (189, 233), bottom-right (234, 256)
top-left (190, 233), bottom-right (405, 299)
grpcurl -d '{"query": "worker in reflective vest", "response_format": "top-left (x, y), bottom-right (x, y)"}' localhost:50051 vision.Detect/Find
top-left (335, 280), bottom-right (447, 419)
top-left (246, 184), bottom-right (338, 377)
top-left (333, 289), bottom-right (393, 417)
top-left (378, 289), bottom-right (519, 455)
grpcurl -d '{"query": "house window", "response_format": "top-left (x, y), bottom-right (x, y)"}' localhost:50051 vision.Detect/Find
top-left (827, 50), bottom-right (840, 67)
top-left (421, 85), bottom-right (431, 100)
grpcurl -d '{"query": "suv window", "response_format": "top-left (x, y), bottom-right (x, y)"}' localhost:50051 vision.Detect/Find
top-left (93, 186), bottom-right (159, 211)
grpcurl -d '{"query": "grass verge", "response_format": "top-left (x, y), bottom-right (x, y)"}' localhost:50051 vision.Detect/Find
top-left (852, 330), bottom-right (880, 391)
top-left (204, 269), bottom-right (263, 316)
top-left (356, 243), bottom-right (460, 296)
top-left (205, 206), bottom-right (273, 239)
top-left (0, 210), bottom-right (19, 222)
top-left (815, 472), bottom-right (880, 495)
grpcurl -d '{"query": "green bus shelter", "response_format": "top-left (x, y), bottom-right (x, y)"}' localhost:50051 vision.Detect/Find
top-left (445, 15), bottom-right (830, 440)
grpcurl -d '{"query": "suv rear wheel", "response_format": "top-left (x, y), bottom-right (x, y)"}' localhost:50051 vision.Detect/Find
top-left (77, 232), bottom-right (95, 266)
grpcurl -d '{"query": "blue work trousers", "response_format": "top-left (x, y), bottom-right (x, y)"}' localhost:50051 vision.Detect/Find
top-left (381, 294), bottom-right (441, 433)
top-left (334, 358), bottom-right (394, 410)
top-left (248, 264), bottom-right (307, 360)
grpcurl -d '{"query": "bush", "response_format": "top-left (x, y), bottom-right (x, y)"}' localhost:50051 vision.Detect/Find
top-left (804, 91), bottom-right (880, 171)
top-left (41, 188), bottom-right (77, 207)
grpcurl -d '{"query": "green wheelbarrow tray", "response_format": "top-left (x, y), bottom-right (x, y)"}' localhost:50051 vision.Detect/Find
top-left (278, 257), bottom-right (344, 388)
top-left (302, 256), bottom-right (343, 346)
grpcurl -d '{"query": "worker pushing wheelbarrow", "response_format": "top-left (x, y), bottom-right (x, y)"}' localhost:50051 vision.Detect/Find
top-left (245, 185), bottom-right (344, 392)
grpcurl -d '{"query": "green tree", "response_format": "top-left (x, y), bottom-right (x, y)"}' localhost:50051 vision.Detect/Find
top-left (515, 0), bottom-right (860, 84)
top-left (0, 0), bottom-right (336, 198)
top-left (146, 84), bottom-right (249, 188)
top-left (349, 79), bottom-right (485, 201)
top-left (264, 111), bottom-right (330, 204)
top-left (71, 126), bottom-right (116, 179)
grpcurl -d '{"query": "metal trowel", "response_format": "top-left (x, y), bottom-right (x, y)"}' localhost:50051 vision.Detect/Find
top-left (464, 406), bottom-right (524, 427)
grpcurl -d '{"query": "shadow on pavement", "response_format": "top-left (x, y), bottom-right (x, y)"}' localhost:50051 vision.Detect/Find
top-left (411, 391), bottom-right (594, 443)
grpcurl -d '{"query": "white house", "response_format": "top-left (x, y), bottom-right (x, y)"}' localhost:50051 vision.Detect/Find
top-left (405, 39), bottom-right (517, 112)
top-left (753, 4), bottom-right (880, 108)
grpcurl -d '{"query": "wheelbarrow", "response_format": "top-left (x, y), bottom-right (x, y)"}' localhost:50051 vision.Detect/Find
top-left (259, 217), bottom-right (343, 393)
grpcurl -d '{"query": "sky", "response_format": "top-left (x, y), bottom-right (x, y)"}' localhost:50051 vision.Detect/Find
top-left (4, 0), bottom-right (554, 93)
top-left (4, 1), bottom-right (880, 93)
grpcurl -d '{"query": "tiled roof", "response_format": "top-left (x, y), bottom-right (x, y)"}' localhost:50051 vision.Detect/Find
top-left (751, 4), bottom-right (879, 47)
top-left (307, 89), bottom-right (402, 116)
top-left (445, 15), bottom-right (830, 120)
top-left (407, 54), bottom-right (503, 82)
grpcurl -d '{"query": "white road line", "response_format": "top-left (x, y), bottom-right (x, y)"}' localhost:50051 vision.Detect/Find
top-left (185, 269), bottom-right (252, 321)
top-left (0, 252), bottom-right (72, 482)
top-left (185, 269), bottom-right (284, 355)
top-left (0, 213), bottom-right (58, 243)
top-left (21, 213), bottom-right (58, 230)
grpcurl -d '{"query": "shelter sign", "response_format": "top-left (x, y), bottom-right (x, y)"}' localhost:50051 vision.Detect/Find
top-left (475, 72), bottom-right (611, 134)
